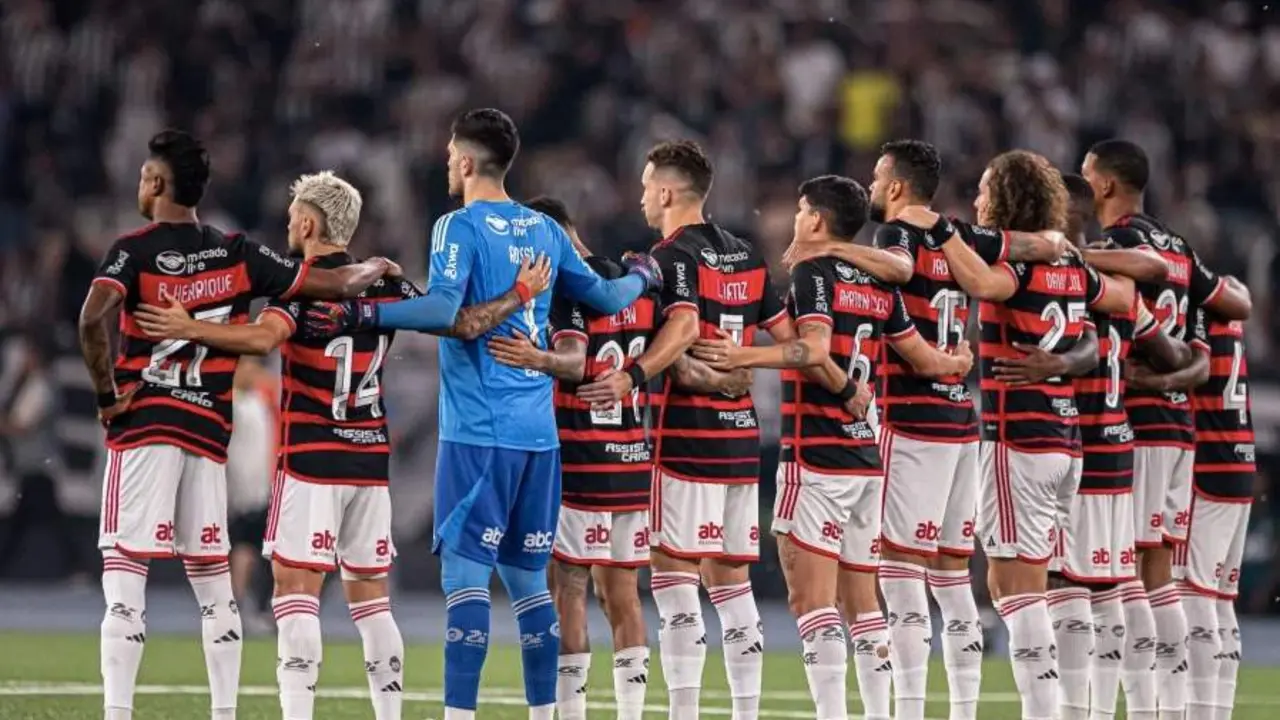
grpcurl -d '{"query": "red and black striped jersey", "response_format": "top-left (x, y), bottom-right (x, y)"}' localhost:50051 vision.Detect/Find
top-left (1189, 307), bottom-right (1255, 501)
top-left (91, 223), bottom-right (309, 462)
top-left (971, 234), bottom-right (1105, 454)
top-left (263, 253), bottom-right (418, 486)
top-left (782, 257), bottom-right (915, 474)
top-left (651, 223), bottom-right (788, 484)
top-left (874, 220), bottom-right (978, 442)
top-left (550, 256), bottom-right (658, 512)
top-left (1105, 215), bottom-right (1225, 448)
top-left (1073, 298), bottom-right (1157, 491)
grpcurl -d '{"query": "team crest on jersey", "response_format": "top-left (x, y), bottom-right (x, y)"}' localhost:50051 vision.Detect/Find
top-left (700, 247), bottom-right (719, 268)
top-left (1148, 228), bottom-right (1172, 250)
top-left (834, 261), bottom-right (857, 282)
top-left (156, 250), bottom-right (187, 276)
top-left (485, 214), bottom-right (510, 235)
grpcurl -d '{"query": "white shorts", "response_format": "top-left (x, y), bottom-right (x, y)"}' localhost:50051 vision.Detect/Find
top-left (650, 470), bottom-right (759, 561)
top-left (263, 472), bottom-right (395, 576)
top-left (1132, 445), bottom-right (1194, 546)
top-left (1049, 491), bottom-right (1138, 582)
top-left (1181, 492), bottom-right (1251, 600)
top-left (553, 508), bottom-right (650, 567)
top-left (772, 462), bottom-right (882, 572)
top-left (880, 431), bottom-right (978, 557)
top-left (978, 442), bottom-right (1081, 563)
top-left (98, 445), bottom-right (229, 560)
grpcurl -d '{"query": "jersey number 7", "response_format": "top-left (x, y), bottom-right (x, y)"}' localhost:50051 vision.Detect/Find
top-left (142, 305), bottom-right (232, 388)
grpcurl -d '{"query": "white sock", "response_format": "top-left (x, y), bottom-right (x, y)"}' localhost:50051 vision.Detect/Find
top-left (707, 582), bottom-right (762, 719)
top-left (612, 646), bottom-right (649, 720)
top-left (351, 598), bottom-right (404, 720)
top-left (796, 608), bottom-right (847, 720)
top-left (1215, 598), bottom-right (1241, 720)
top-left (880, 562), bottom-right (930, 720)
top-left (1119, 581), bottom-right (1158, 718)
top-left (1182, 591), bottom-right (1220, 717)
top-left (556, 652), bottom-right (590, 720)
top-left (848, 611), bottom-right (892, 720)
top-left (929, 568), bottom-right (982, 720)
top-left (101, 552), bottom-right (148, 716)
top-left (1047, 587), bottom-right (1093, 720)
top-left (1089, 588), bottom-right (1125, 719)
top-left (1149, 583), bottom-right (1188, 717)
top-left (273, 594), bottom-right (322, 720)
top-left (185, 560), bottom-right (243, 715)
top-left (651, 572), bottom-right (705, 720)
top-left (443, 709), bottom-right (475, 720)
top-left (529, 704), bottom-right (555, 720)
top-left (998, 593), bottom-right (1058, 720)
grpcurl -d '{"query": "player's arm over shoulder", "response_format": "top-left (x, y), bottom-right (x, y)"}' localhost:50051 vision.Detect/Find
top-left (236, 234), bottom-right (389, 301)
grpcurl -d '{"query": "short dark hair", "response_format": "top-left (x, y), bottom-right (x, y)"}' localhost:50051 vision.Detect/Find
top-left (1061, 173), bottom-right (1095, 205)
top-left (525, 196), bottom-right (573, 229)
top-left (1088, 139), bottom-right (1149, 193)
top-left (148, 130), bottom-right (210, 207)
top-left (880, 139), bottom-right (942, 201)
top-left (452, 108), bottom-right (520, 176)
top-left (645, 140), bottom-right (714, 197)
top-left (799, 175), bottom-right (869, 240)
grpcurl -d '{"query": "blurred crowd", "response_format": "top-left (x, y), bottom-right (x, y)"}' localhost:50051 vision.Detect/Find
top-left (2, 0), bottom-right (1280, 605)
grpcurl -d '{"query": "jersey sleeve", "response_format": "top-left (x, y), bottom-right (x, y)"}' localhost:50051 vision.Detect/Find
top-left (552, 224), bottom-right (645, 315)
top-left (759, 274), bottom-right (789, 330)
top-left (874, 223), bottom-right (915, 259)
top-left (791, 261), bottom-right (833, 327)
top-left (1134, 297), bottom-right (1160, 340)
top-left (242, 237), bottom-right (308, 299)
top-left (260, 299), bottom-right (304, 337)
top-left (92, 238), bottom-right (140, 297)
top-left (377, 213), bottom-right (478, 331)
top-left (1104, 225), bottom-right (1147, 250)
top-left (884, 288), bottom-right (918, 340)
top-left (1186, 247), bottom-right (1227, 307)
top-left (1189, 305), bottom-right (1210, 353)
top-left (1082, 262), bottom-right (1107, 308)
top-left (652, 242), bottom-right (699, 317)
top-left (550, 294), bottom-right (588, 344)
top-left (955, 221), bottom-right (1008, 264)
top-left (395, 278), bottom-right (425, 300)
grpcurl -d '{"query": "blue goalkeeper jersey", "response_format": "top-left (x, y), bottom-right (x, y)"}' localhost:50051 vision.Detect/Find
top-left (404, 200), bottom-right (643, 451)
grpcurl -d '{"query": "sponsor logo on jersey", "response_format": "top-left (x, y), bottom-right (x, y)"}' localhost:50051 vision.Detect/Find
top-left (481, 526), bottom-right (504, 550)
top-left (485, 214), bottom-right (511, 235)
top-left (105, 251), bottom-right (130, 276)
top-left (156, 251), bottom-right (187, 275)
top-left (523, 530), bottom-right (553, 552)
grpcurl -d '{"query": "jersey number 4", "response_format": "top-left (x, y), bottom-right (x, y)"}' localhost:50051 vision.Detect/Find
top-left (142, 306), bottom-right (232, 388)
top-left (324, 335), bottom-right (389, 421)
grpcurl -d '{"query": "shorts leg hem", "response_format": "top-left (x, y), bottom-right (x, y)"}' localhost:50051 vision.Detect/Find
top-left (783, 532), bottom-right (840, 561)
top-left (838, 561), bottom-right (879, 573)
top-left (271, 552), bottom-right (336, 573)
top-left (937, 545), bottom-right (975, 558)
top-left (339, 560), bottom-right (392, 576)
top-left (879, 535), bottom-right (939, 559)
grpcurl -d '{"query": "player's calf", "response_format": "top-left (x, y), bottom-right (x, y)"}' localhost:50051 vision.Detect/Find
top-left (592, 565), bottom-right (649, 720)
top-left (440, 549), bottom-right (494, 720)
top-left (271, 562), bottom-right (325, 720)
top-left (101, 550), bottom-right (149, 720)
top-left (1089, 585), bottom-right (1126, 719)
top-left (344, 572), bottom-right (404, 720)
top-left (703, 559), bottom-right (763, 720)
top-left (776, 536), bottom-right (846, 720)
top-left (927, 554), bottom-right (983, 720)
top-left (1182, 586), bottom-right (1221, 718)
top-left (838, 567), bottom-right (891, 720)
top-left (185, 557), bottom-right (242, 719)
top-left (1215, 598), bottom-right (1241, 720)
top-left (550, 559), bottom-right (592, 720)
top-left (496, 561), bottom-right (558, 720)
top-left (1119, 580), bottom-right (1159, 719)
top-left (1046, 576), bottom-right (1094, 720)
top-left (650, 551), bottom-right (706, 720)
top-left (879, 549), bottom-right (931, 720)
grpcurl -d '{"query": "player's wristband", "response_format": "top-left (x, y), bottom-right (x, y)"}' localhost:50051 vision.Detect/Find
top-left (836, 378), bottom-right (859, 402)
top-left (926, 215), bottom-right (957, 249)
top-left (97, 391), bottom-right (118, 409)
top-left (625, 363), bottom-right (647, 389)
top-left (514, 281), bottom-right (532, 304)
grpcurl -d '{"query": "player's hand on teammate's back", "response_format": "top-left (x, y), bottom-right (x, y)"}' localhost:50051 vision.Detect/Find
top-left (1124, 359), bottom-right (1168, 392)
top-left (843, 379), bottom-right (872, 420)
top-left (135, 296), bottom-right (197, 339)
top-left (303, 299), bottom-right (378, 340)
top-left (374, 257), bottom-right (404, 278)
top-left (98, 384), bottom-right (140, 428)
top-left (620, 251), bottom-right (663, 292)
top-left (782, 239), bottom-right (842, 270)
top-left (488, 330), bottom-right (541, 369)
top-left (950, 340), bottom-right (975, 376)
top-left (517, 253), bottom-right (553, 297)
top-left (690, 328), bottom-right (743, 371)
top-left (577, 367), bottom-right (634, 405)
top-left (992, 341), bottom-right (1066, 386)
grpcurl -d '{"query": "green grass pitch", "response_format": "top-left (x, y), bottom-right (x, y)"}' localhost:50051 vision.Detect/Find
top-left (2, 631), bottom-right (1279, 718)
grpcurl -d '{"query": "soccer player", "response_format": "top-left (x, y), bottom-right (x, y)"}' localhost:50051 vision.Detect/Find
top-left (303, 109), bottom-right (662, 720)
top-left (575, 140), bottom-right (796, 720)
top-left (693, 176), bottom-right (974, 720)
top-left (906, 150), bottom-right (1135, 720)
top-left (132, 171), bottom-right (549, 720)
top-left (79, 131), bottom-right (394, 720)
top-left (992, 174), bottom-right (1190, 719)
top-left (786, 140), bottom-right (1064, 720)
top-left (1081, 139), bottom-right (1252, 719)
top-left (1128, 301), bottom-right (1253, 719)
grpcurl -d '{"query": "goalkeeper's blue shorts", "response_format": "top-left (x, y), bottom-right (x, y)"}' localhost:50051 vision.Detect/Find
top-left (432, 440), bottom-right (561, 571)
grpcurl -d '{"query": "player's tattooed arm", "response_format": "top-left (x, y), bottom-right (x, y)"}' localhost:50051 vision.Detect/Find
top-left (782, 241), bottom-right (913, 285)
top-left (79, 284), bottom-right (139, 425)
top-left (135, 297), bottom-right (291, 355)
top-left (488, 332), bottom-right (587, 381)
top-left (669, 355), bottom-right (753, 397)
top-left (437, 256), bottom-right (554, 340)
top-left (890, 334), bottom-right (975, 378)
top-left (993, 328), bottom-right (1099, 386)
top-left (579, 308), bottom-right (700, 404)
top-left (1003, 230), bottom-right (1068, 263)
top-left (1081, 247), bottom-right (1169, 282)
top-left (298, 257), bottom-right (398, 299)
top-left (691, 320), bottom-right (829, 371)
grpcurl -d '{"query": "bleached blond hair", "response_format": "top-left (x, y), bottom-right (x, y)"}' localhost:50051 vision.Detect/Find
top-left (290, 170), bottom-right (363, 247)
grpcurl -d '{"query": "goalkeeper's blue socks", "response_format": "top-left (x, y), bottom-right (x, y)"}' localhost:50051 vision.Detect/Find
top-left (498, 563), bottom-right (559, 715)
top-left (441, 549), bottom-right (493, 717)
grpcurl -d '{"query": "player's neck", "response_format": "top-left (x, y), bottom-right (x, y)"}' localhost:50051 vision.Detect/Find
top-left (660, 206), bottom-right (705, 239)
top-left (303, 242), bottom-right (345, 261)
top-left (884, 198), bottom-right (926, 222)
top-left (463, 179), bottom-right (510, 206)
top-left (151, 203), bottom-right (198, 224)
top-left (1098, 197), bottom-right (1142, 229)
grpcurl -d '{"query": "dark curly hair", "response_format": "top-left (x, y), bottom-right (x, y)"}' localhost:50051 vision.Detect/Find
top-left (981, 150), bottom-right (1068, 232)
